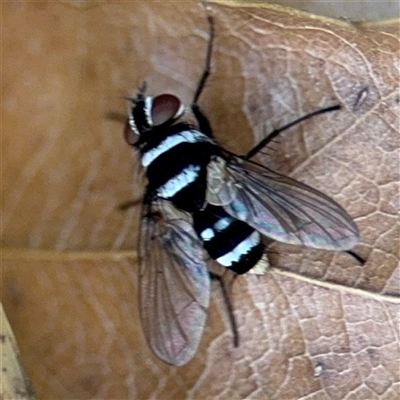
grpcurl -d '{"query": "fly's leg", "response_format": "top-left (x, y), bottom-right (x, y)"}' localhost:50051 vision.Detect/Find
top-left (346, 250), bottom-right (366, 265)
top-left (209, 271), bottom-right (239, 347)
top-left (192, 104), bottom-right (213, 138)
top-left (117, 197), bottom-right (143, 211)
top-left (192, 8), bottom-right (215, 137)
top-left (193, 10), bottom-right (214, 106)
top-left (244, 104), bottom-right (341, 160)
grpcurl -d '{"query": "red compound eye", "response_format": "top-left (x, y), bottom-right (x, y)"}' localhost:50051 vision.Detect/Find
top-left (123, 120), bottom-right (136, 145)
top-left (151, 94), bottom-right (183, 126)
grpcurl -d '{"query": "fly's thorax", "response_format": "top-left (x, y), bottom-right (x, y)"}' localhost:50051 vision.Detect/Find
top-left (136, 124), bottom-right (214, 168)
top-left (130, 117), bottom-right (220, 212)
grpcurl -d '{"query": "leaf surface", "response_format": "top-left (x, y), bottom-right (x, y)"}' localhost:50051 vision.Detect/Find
top-left (2, 1), bottom-right (399, 398)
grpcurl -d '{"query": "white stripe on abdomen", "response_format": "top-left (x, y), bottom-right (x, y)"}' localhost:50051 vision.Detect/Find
top-left (214, 217), bottom-right (233, 231)
top-left (142, 130), bottom-right (208, 168)
top-left (200, 216), bottom-right (233, 241)
top-left (200, 228), bottom-right (215, 241)
top-left (157, 165), bottom-right (201, 199)
top-left (217, 231), bottom-right (261, 267)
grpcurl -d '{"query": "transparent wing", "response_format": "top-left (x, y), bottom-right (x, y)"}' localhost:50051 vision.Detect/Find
top-left (138, 199), bottom-right (210, 366)
top-left (208, 156), bottom-right (359, 251)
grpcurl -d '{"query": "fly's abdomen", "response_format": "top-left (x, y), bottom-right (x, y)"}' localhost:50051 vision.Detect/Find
top-left (193, 204), bottom-right (264, 275)
top-left (138, 125), bottom-right (218, 212)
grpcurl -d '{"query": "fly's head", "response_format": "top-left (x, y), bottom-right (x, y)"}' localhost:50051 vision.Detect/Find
top-left (124, 82), bottom-right (186, 146)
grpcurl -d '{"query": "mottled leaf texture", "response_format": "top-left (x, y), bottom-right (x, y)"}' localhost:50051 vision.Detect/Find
top-left (1, 0), bottom-right (399, 399)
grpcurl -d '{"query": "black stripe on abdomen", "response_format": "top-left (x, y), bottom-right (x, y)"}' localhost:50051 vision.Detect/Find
top-left (193, 205), bottom-right (264, 274)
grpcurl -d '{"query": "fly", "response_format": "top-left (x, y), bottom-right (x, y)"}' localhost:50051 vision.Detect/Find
top-left (123, 11), bottom-right (364, 366)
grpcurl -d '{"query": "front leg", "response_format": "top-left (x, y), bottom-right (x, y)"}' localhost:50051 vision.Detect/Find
top-left (192, 12), bottom-right (215, 106)
top-left (192, 103), bottom-right (213, 137)
top-left (191, 10), bottom-right (215, 137)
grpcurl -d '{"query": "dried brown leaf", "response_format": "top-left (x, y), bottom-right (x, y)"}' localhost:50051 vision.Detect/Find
top-left (2, 1), bottom-right (399, 399)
